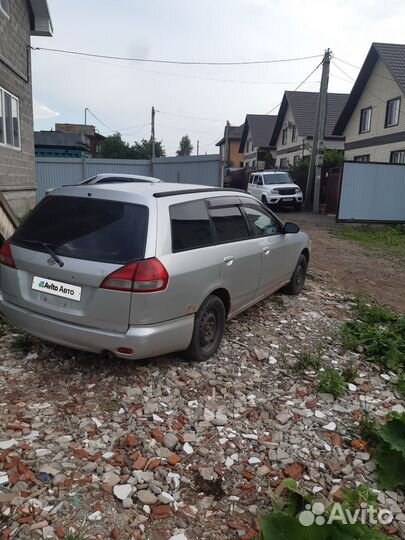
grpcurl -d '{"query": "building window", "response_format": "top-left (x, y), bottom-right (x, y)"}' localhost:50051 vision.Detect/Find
top-left (385, 98), bottom-right (401, 128)
top-left (0, 0), bottom-right (10, 17)
top-left (354, 155), bottom-right (370, 163)
top-left (280, 158), bottom-right (288, 169)
top-left (0, 87), bottom-right (20, 149)
top-left (282, 128), bottom-right (288, 145)
top-left (390, 150), bottom-right (405, 164)
top-left (359, 107), bottom-right (372, 133)
top-left (293, 155), bottom-right (300, 167)
top-left (291, 125), bottom-right (297, 142)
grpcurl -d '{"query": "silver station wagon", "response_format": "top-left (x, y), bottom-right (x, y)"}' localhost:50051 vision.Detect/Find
top-left (0, 182), bottom-right (310, 361)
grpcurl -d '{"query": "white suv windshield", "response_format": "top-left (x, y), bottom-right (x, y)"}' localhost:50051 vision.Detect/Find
top-left (263, 173), bottom-right (292, 185)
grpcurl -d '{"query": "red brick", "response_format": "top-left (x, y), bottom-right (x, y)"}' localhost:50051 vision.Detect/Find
top-left (151, 505), bottom-right (171, 519)
top-left (167, 454), bottom-right (181, 466)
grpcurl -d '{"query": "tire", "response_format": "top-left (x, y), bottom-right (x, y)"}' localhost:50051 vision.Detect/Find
top-left (261, 195), bottom-right (268, 206)
top-left (294, 202), bottom-right (303, 211)
top-left (182, 295), bottom-right (226, 362)
top-left (282, 254), bottom-right (307, 295)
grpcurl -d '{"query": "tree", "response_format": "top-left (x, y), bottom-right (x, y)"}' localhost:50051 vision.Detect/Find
top-left (101, 134), bottom-right (165, 159)
top-left (176, 135), bottom-right (193, 156)
top-left (100, 133), bottom-right (132, 159)
top-left (132, 139), bottom-right (165, 159)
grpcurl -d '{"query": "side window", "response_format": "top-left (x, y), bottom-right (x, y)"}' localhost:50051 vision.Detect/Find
top-left (250, 174), bottom-right (256, 184)
top-left (170, 200), bottom-right (212, 252)
top-left (242, 203), bottom-right (281, 236)
top-left (257, 176), bottom-right (263, 186)
top-left (208, 203), bottom-right (250, 244)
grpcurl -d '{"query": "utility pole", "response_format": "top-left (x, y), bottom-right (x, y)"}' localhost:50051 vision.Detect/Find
top-left (197, 140), bottom-right (200, 156)
top-left (84, 107), bottom-right (89, 126)
top-left (305, 48), bottom-right (331, 212)
top-left (151, 106), bottom-right (156, 159)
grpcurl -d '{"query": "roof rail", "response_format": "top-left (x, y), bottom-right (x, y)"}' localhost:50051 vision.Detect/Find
top-left (153, 187), bottom-right (245, 198)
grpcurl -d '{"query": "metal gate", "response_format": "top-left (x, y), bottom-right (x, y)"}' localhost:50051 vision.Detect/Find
top-left (337, 161), bottom-right (405, 223)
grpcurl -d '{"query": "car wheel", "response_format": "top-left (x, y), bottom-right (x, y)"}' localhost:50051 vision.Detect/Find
top-left (282, 254), bottom-right (307, 295)
top-left (294, 202), bottom-right (303, 211)
top-left (182, 295), bottom-right (226, 362)
top-left (261, 195), bottom-right (268, 206)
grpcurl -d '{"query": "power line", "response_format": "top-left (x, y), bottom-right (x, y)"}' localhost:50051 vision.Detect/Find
top-left (85, 108), bottom-right (116, 132)
top-left (331, 60), bottom-right (388, 105)
top-left (31, 46), bottom-right (322, 66)
top-left (156, 110), bottom-right (223, 122)
top-left (34, 48), bottom-right (324, 87)
top-left (265, 59), bottom-right (323, 114)
top-left (333, 56), bottom-right (398, 83)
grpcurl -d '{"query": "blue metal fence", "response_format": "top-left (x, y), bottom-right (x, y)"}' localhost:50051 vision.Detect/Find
top-left (35, 155), bottom-right (222, 201)
top-left (337, 161), bottom-right (405, 223)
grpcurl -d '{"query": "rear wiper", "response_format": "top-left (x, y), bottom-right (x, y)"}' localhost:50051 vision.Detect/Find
top-left (19, 239), bottom-right (64, 268)
top-left (42, 243), bottom-right (64, 268)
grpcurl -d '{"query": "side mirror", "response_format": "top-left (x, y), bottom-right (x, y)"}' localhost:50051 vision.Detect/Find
top-left (284, 222), bottom-right (300, 234)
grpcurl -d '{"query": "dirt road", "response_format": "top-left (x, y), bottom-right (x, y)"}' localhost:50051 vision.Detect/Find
top-left (278, 211), bottom-right (405, 312)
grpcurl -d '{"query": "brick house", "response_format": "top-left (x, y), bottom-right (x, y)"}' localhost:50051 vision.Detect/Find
top-left (0, 0), bottom-right (52, 220)
top-left (54, 123), bottom-right (105, 158)
top-left (216, 124), bottom-right (244, 169)
top-left (333, 43), bottom-right (405, 163)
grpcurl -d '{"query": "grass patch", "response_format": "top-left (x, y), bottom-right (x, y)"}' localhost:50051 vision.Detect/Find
top-left (317, 367), bottom-right (346, 398)
top-left (342, 365), bottom-right (358, 383)
top-left (297, 351), bottom-right (321, 371)
top-left (11, 333), bottom-right (34, 353)
top-left (259, 479), bottom-right (390, 539)
top-left (335, 225), bottom-right (405, 258)
top-left (341, 300), bottom-right (405, 373)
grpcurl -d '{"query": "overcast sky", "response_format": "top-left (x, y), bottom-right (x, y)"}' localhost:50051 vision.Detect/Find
top-left (31, 0), bottom-right (405, 155)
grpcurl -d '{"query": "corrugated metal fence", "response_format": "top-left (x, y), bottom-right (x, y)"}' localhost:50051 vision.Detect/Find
top-left (35, 155), bottom-right (222, 201)
top-left (337, 161), bottom-right (405, 223)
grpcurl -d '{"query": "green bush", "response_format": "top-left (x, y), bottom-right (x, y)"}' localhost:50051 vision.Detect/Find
top-left (341, 301), bottom-right (405, 373)
top-left (317, 367), bottom-right (346, 398)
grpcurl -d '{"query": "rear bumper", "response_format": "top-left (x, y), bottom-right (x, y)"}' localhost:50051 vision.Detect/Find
top-left (0, 294), bottom-right (194, 360)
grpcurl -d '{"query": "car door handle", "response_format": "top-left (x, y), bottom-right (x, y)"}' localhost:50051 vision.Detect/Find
top-left (262, 248), bottom-right (270, 255)
top-left (223, 256), bottom-right (234, 265)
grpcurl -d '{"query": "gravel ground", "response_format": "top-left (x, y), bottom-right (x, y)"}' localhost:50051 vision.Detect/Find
top-left (0, 273), bottom-right (404, 540)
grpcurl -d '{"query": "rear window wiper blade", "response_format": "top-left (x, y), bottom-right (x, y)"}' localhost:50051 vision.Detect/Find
top-left (16, 239), bottom-right (64, 268)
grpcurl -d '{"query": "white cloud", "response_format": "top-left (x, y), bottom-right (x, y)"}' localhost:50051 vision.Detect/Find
top-left (33, 99), bottom-right (59, 121)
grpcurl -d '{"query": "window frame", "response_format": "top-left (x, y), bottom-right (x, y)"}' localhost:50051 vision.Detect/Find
top-left (280, 157), bottom-right (288, 169)
top-left (0, 0), bottom-right (10, 18)
top-left (390, 150), bottom-right (405, 164)
top-left (385, 97), bottom-right (401, 128)
top-left (353, 155), bottom-right (370, 163)
top-left (0, 86), bottom-right (21, 150)
top-left (359, 107), bottom-right (372, 134)
top-left (282, 128), bottom-right (288, 145)
top-left (291, 125), bottom-right (297, 142)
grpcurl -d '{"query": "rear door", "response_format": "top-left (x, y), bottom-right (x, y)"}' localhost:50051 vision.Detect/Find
top-left (241, 200), bottom-right (296, 294)
top-left (5, 195), bottom-right (149, 332)
top-left (207, 197), bottom-right (261, 312)
top-left (247, 175), bottom-right (257, 198)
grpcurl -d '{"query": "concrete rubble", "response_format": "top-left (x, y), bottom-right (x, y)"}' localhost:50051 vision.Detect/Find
top-left (0, 277), bottom-right (404, 539)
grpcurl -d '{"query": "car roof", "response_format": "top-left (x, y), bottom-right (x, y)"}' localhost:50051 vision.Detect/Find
top-left (50, 182), bottom-right (246, 204)
top-left (82, 173), bottom-right (161, 183)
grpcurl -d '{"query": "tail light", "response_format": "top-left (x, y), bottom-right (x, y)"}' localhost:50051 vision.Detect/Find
top-left (0, 240), bottom-right (16, 268)
top-left (100, 258), bottom-right (168, 293)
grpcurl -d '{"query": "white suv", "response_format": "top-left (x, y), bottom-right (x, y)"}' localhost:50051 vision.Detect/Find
top-left (248, 171), bottom-right (303, 210)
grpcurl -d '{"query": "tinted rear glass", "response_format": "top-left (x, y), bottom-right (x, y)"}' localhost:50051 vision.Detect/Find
top-left (170, 200), bottom-right (212, 252)
top-left (209, 205), bottom-right (250, 243)
top-left (12, 196), bottom-right (148, 264)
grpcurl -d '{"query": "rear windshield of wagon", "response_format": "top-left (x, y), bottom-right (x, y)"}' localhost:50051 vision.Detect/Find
top-left (12, 196), bottom-right (148, 264)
